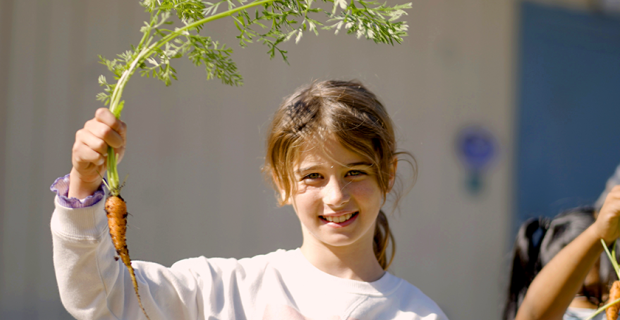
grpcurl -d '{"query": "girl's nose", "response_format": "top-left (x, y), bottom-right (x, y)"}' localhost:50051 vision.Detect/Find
top-left (323, 177), bottom-right (350, 208)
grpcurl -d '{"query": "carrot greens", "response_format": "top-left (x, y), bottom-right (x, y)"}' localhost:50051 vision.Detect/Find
top-left (96, 0), bottom-right (411, 195)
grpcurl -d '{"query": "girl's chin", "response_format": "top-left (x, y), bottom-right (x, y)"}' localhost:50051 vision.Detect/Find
top-left (317, 231), bottom-right (365, 248)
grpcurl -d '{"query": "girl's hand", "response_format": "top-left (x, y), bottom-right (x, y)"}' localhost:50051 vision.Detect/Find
top-left (593, 185), bottom-right (620, 244)
top-left (69, 108), bottom-right (126, 199)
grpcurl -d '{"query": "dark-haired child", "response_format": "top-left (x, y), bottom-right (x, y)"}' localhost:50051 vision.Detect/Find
top-left (505, 165), bottom-right (620, 320)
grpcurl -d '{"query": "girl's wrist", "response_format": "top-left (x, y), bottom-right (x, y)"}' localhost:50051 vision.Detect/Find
top-left (583, 225), bottom-right (609, 254)
top-left (588, 214), bottom-right (619, 244)
top-left (69, 168), bottom-right (103, 199)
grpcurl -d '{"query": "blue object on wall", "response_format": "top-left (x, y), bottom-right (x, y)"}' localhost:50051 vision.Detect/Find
top-left (457, 126), bottom-right (497, 171)
top-left (516, 2), bottom-right (620, 235)
top-left (456, 125), bottom-right (498, 195)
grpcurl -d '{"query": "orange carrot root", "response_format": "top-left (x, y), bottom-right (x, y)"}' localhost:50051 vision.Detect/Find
top-left (608, 281), bottom-right (620, 320)
top-left (105, 195), bottom-right (150, 320)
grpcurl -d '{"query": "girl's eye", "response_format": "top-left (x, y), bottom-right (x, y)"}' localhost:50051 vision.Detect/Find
top-left (303, 173), bottom-right (322, 180)
top-left (346, 170), bottom-right (366, 177)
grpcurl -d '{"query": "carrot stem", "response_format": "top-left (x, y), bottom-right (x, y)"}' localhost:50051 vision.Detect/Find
top-left (586, 296), bottom-right (620, 320)
top-left (106, 151), bottom-right (120, 196)
top-left (602, 239), bottom-right (620, 280)
top-left (104, 0), bottom-right (276, 193)
top-left (586, 240), bottom-right (620, 320)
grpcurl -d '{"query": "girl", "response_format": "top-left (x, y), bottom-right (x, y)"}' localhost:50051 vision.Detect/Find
top-left (51, 80), bottom-right (449, 319)
top-left (505, 165), bottom-right (620, 320)
top-left (504, 209), bottom-right (615, 320)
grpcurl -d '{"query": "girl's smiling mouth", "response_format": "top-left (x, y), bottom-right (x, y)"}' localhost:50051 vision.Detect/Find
top-left (319, 212), bottom-right (359, 227)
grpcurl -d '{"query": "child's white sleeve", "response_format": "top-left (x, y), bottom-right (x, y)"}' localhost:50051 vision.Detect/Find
top-left (50, 196), bottom-right (203, 320)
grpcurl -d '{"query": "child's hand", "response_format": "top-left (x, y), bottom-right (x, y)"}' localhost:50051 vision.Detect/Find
top-left (69, 108), bottom-right (127, 199)
top-left (593, 185), bottom-right (620, 244)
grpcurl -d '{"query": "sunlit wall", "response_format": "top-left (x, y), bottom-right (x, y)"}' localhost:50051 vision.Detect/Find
top-left (0, 0), bottom-right (515, 319)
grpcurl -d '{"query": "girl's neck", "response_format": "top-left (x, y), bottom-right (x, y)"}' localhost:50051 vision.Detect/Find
top-left (299, 232), bottom-right (385, 282)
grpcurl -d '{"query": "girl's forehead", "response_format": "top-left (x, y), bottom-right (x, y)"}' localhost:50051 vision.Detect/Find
top-left (295, 138), bottom-right (366, 168)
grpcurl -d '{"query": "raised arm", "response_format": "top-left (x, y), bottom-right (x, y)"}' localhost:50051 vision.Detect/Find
top-left (515, 186), bottom-right (620, 320)
top-left (52, 109), bottom-right (204, 319)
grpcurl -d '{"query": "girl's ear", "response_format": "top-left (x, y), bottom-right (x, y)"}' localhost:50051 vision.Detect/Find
top-left (388, 157), bottom-right (398, 192)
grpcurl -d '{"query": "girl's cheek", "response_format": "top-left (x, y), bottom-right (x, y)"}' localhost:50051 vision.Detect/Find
top-left (296, 184), bottom-right (308, 194)
top-left (291, 185), bottom-right (317, 206)
top-left (296, 185), bottom-right (324, 202)
top-left (351, 181), bottom-right (380, 198)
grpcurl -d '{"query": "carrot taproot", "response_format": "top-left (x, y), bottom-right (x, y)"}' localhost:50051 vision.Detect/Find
top-left (608, 281), bottom-right (620, 320)
top-left (105, 194), bottom-right (150, 320)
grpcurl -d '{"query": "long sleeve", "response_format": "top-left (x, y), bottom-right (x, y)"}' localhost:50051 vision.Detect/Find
top-left (50, 173), bottom-right (105, 208)
top-left (51, 196), bottom-right (203, 320)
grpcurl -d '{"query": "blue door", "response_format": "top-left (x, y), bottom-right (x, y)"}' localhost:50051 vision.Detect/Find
top-left (515, 1), bottom-right (620, 233)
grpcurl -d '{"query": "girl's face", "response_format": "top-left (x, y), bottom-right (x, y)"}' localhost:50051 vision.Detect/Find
top-left (289, 137), bottom-right (389, 249)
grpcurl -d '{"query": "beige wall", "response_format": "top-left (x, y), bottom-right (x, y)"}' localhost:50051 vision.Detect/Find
top-left (0, 0), bottom-right (516, 319)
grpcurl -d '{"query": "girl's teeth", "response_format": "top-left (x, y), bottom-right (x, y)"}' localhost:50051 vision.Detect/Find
top-left (324, 213), bottom-right (353, 223)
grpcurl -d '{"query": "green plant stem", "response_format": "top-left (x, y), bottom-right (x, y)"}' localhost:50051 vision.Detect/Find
top-left (602, 239), bottom-right (620, 279)
top-left (586, 296), bottom-right (620, 320)
top-left (105, 0), bottom-right (276, 192)
top-left (136, 10), bottom-right (158, 51)
top-left (587, 239), bottom-right (620, 319)
top-left (107, 152), bottom-right (120, 195)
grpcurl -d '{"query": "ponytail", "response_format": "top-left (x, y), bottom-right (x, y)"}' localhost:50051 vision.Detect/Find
top-left (374, 210), bottom-right (395, 270)
top-left (503, 217), bottom-right (549, 320)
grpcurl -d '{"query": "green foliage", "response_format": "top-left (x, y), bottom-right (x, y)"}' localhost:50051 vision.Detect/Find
top-left (97, 0), bottom-right (411, 107)
top-left (98, 0), bottom-right (410, 189)
top-left (327, 0), bottom-right (411, 44)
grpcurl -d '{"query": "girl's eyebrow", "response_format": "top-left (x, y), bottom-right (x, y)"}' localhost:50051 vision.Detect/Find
top-left (347, 161), bottom-right (373, 168)
top-left (295, 165), bottom-right (322, 175)
top-left (295, 162), bottom-right (373, 174)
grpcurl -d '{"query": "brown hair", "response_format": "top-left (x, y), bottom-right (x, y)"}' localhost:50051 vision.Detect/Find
top-left (263, 80), bottom-right (416, 270)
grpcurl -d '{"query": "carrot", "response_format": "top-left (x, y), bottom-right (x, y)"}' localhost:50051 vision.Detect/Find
top-left (105, 194), bottom-right (150, 320)
top-left (608, 281), bottom-right (620, 320)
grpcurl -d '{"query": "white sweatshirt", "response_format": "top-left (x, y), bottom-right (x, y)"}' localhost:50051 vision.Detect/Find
top-left (51, 196), bottom-right (448, 320)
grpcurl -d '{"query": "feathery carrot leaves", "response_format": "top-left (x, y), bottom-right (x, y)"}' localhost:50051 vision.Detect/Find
top-left (97, 0), bottom-right (410, 191)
